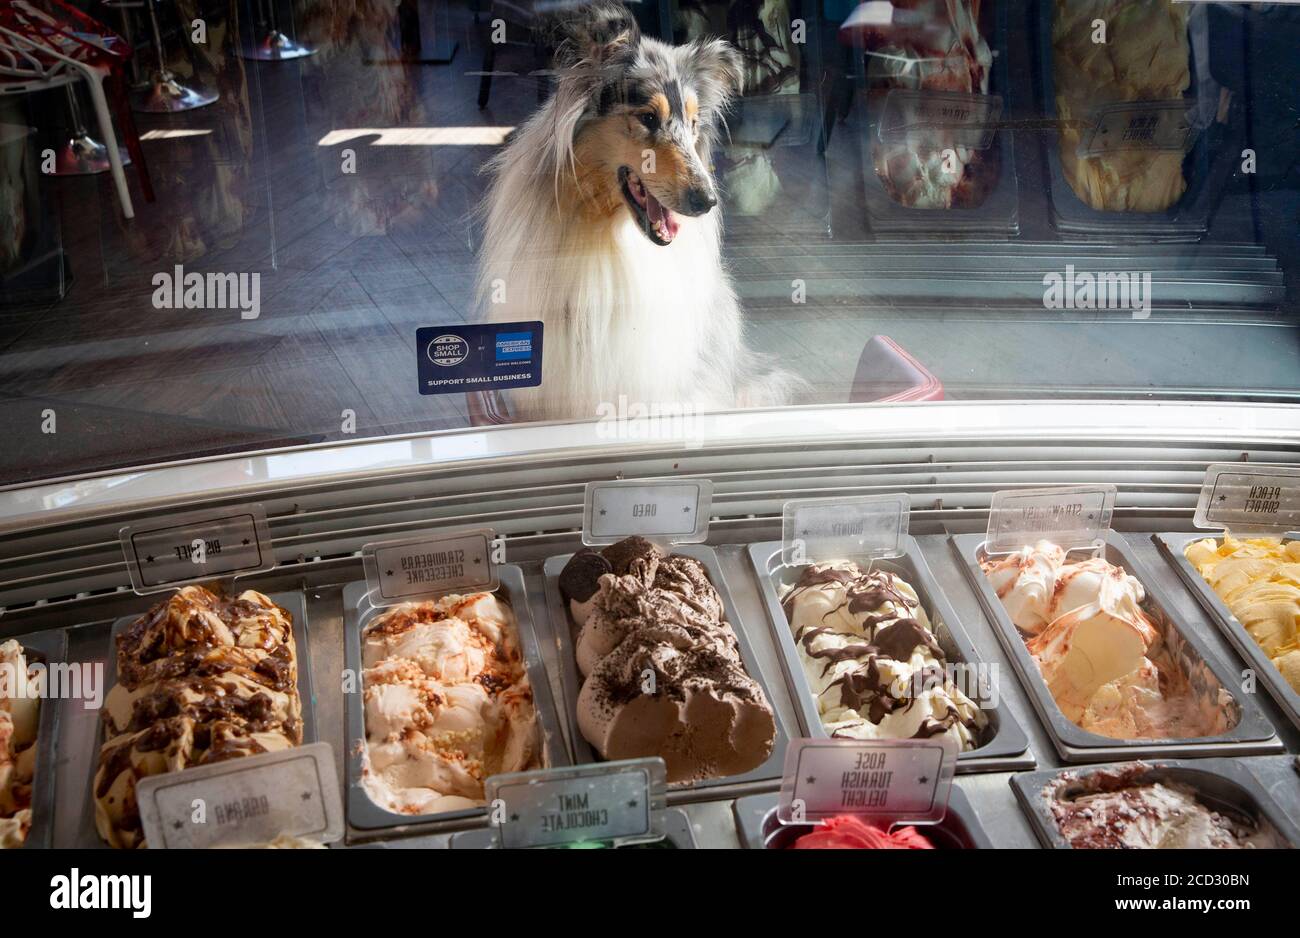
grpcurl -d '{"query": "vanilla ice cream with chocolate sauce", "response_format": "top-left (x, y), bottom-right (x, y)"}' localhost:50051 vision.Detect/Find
top-left (982, 540), bottom-right (1232, 739)
top-left (779, 561), bottom-right (986, 749)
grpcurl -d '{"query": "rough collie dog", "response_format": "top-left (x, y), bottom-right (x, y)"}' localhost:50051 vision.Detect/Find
top-left (476, 2), bottom-right (802, 423)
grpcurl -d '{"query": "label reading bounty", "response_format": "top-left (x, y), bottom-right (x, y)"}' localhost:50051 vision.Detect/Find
top-left (1194, 464), bottom-right (1300, 536)
top-left (778, 738), bottom-right (956, 825)
top-left (486, 759), bottom-right (667, 849)
top-left (119, 504), bottom-right (274, 593)
top-left (362, 528), bottom-right (498, 605)
top-left (986, 485), bottom-right (1116, 555)
top-left (583, 479), bottom-right (712, 545)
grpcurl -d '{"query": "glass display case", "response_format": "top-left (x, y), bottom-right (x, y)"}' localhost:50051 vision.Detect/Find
top-left (0, 0), bottom-right (1298, 861)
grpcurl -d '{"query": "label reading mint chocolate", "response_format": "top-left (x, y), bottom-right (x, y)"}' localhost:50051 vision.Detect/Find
top-left (1194, 464), bottom-right (1300, 536)
top-left (362, 528), bottom-right (498, 606)
top-left (119, 504), bottom-right (274, 594)
top-left (136, 743), bottom-right (342, 848)
top-left (878, 89), bottom-right (1003, 150)
top-left (583, 479), bottom-right (712, 545)
top-left (986, 485), bottom-right (1115, 555)
top-left (782, 494), bottom-right (909, 566)
top-left (778, 738), bottom-right (955, 825)
top-left (486, 758), bottom-right (667, 849)
top-left (1080, 100), bottom-right (1193, 157)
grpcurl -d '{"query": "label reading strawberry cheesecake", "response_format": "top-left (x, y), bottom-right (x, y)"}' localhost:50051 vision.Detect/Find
top-left (362, 528), bottom-right (499, 605)
top-left (1195, 464), bottom-right (1300, 535)
top-left (119, 504), bottom-right (274, 594)
top-left (986, 485), bottom-right (1115, 555)
top-left (782, 493), bottom-right (909, 566)
top-left (486, 758), bottom-right (668, 849)
top-left (778, 738), bottom-right (955, 825)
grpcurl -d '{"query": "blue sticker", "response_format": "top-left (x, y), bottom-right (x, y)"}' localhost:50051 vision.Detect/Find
top-left (416, 322), bottom-right (543, 395)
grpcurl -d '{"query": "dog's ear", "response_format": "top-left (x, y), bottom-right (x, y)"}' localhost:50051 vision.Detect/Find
top-left (682, 38), bottom-right (744, 113)
top-left (551, 1), bottom-right (640, 72)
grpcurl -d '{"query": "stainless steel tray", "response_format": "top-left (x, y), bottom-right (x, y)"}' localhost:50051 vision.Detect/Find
top-left (1154, 531), bottom-right (1300, 733)
top-left (746, 539), bottom-right (1033, 773)
top-left (732, 784), bottom-right (992, 849)
top-left (1011, 759), bottom-right (1300, 849)
top-left (79, 590), bottom-right (316, 848)
top-left (951, 532), bottom-right (1281, 762)
top-left (343, 565), bottom-right (569, 835)
top-left (543, 544), bottom-right (791, 802)
top-left (448, 806), bottom-right (697, 849)
top-left (6, 629), bottom-right (65, 850)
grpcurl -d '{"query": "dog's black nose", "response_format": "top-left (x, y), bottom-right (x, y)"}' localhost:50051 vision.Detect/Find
top-left (684, 187), bottom-right (718, 215)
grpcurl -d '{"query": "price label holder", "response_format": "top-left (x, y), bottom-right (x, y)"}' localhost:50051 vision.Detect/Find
top-left (1193, 464), bottom-right (1300, 537)
top-left (119, 504), bottom-right (274, 594)
top-left (782, 493), bottom-right (909, 567)
top-left (777, 738), bottom-right (956, 826)
top-left (985, 484), bottom-right (1116, 556)
top-left (1079, 100), bottom-right (1193, 157)
top-left (582, 479), bottom-right (712, 546)
top-left (136, 742), bottom-right (343, 848)
top-left (361, 527), bottom-right (498, 607)
top-left (485, 758), bottom-right (668, 849)
top-left (878, 89), bottom-right (1003, 151)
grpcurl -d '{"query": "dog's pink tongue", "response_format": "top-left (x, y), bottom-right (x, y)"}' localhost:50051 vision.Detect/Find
top-left (646, 192), bottom-right (679, 241)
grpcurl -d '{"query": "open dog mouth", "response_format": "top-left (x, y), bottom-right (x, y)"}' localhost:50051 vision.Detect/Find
top-left (619, 166), bottom-right (679, 246)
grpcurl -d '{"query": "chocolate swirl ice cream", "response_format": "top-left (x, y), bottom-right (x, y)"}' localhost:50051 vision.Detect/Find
top-left (94, 586), bottom-right (304, 849)
top-left (780, 561), bottom-right (986, 749)
top-left (560, 539), bottom-right (776, 783)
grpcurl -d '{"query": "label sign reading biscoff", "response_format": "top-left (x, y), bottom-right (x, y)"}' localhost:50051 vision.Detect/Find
top-left (986, 485), bottom-right (1116, 555)
top-left (119, 504), bottom-right (274, 594)
top-left (782, 494), bottom-right (910, 566)
top-left (136, 743), bottom-right (342, 848)
top-left (583, 479), bottom-right (712, 545)
top-left (486, 759), bottom-right (667, 849)
top-left (362, 528), bottom-right (498, 606)
top-left (1080, 100), bottom-right (1192, 157)
top-left (778, 739), bottom-right (955, 825)
top-left (1194, 464), bottom-right (1300, 536)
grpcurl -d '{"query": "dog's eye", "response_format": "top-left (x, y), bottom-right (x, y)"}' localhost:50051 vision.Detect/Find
top-left (639, 112), bottom-right (659, 133)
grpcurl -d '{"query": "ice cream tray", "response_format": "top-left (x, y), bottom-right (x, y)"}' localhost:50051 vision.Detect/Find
top-left (951, 531), bottom-right (1282, 762)
top-left (543, 544), bottom-right (792, 803)
top-left (746, 538), bottom-right (1034, 773)
top-left (79, 590), bottom-right (318, 848)
top-left (1154, 531), bottom-right (1300, 734)
top-left (732, 783), bottom-right (993, 849)
top-left (343, 564), bottom-right (570, 836)
top-left (448, 805), bottom-right (697, 849)
top-left (1035, 1), bottom-right (1215, 239)
top-left (1010, 758), bottom-right (1300, 849)
top-left (6, 628), bottom-right (66, 849)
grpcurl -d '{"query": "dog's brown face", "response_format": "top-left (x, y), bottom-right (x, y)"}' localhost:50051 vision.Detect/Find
top-left (555, 6), bottom-right (742, 246)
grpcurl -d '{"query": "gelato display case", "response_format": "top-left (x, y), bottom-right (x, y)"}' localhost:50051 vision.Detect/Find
top-left (1, 0), bottom-right (1299, 866)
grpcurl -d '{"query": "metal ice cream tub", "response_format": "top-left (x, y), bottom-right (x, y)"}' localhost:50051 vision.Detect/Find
top-left (732, 785), bottom-right (993, 849)
top-left (80, 590), bottom-right (318, 848)
top-left (5, 628), bottom-right (66, 850)
top-left (1154, 531), bottom-right (1300, 733)
top-left (1011, 759), bottom-right (1300, 849)
top-left (344, 564), bottom-right (569, 834)
top-left (951, 532), bottom-right (1281, 762)
top-left (543, 544), bottom-right (791, 802)
top-left (746, 538), bottom-right (1033, 773)
top-left (448, 805), bottom-right (698, 849)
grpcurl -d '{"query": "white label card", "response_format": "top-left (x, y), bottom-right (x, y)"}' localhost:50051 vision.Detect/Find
top-left (362, 528), bottom-right (498, 606)
top-left (878, 89), bottom-right (1003, 150)
top-left (486, 758), bottom-right (668, 849)
top-left (987, 485), bottom-right (1115, 554)
top-left (1194, 464), bottom-right (1300, 536)
top-left (136, 743), bottom-right (342, 848)
top-left (583, 479), bottom-right (711, 545)
top-left (782, 494), bottom-right (909, 565)
top-left (778, 738), bottom-right (955, 825)
top-left (119, 504), bottom-right (274, 594)
top-left (1080, 100), bottom-right (1192, 156)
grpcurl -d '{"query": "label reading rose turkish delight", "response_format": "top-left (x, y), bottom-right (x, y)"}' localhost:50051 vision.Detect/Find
top-left (778, 738), bottom-right (955, 825)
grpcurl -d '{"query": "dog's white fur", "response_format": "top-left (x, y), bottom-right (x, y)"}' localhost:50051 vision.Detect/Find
top-left (475, 32), bottom-right (799, 423)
